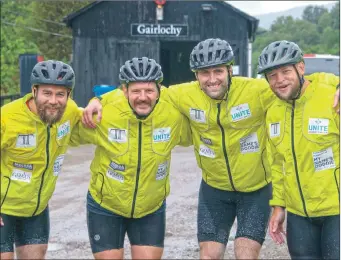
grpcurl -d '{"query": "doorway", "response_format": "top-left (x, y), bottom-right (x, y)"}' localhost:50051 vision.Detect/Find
top-left (160, 41), bottom-right (196, 87)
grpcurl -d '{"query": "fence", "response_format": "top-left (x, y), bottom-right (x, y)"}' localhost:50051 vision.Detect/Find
top-left (0, 93), bottom-right (21, 106)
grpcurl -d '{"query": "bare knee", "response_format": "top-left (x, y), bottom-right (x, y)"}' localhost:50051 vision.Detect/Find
top-left (93, 248), bottom-right (124, 259)
top-left (199, 241), bottom-right (225, 259)
top-left (16, 244), bottom-right (48, 259)
top-left (0, 252), bottom-right (14, 260)
top-left (234, 237), bottom-right (261, 260)
top-left (131, 245), bottom-right (163, 259)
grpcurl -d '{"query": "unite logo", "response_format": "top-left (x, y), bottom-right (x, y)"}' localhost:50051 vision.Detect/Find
top-left (153, 127), bottom-right (171, 143)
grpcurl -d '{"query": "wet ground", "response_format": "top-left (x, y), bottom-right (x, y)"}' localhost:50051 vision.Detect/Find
top-left (47, 145), bottom-right (290, 259)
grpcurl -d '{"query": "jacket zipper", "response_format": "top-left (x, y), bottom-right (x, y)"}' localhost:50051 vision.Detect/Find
top-left (32, 126), bottom-right (50, 216)
top-left (217, 103), bottom-right (236, 191)
top-left (131, 122), bottom-right (142, 217)
top-left (291, 102), bottom-right (309, 217)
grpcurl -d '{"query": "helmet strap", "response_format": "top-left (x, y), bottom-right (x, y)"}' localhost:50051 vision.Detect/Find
top-left (292, 65), bottom-right (305, 100)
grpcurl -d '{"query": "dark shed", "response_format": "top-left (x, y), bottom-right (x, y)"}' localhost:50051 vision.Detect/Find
top-left (64, 0), bottom-right (258, 106)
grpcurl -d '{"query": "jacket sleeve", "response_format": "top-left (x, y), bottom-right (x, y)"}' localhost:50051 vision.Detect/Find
top-left (69, 116), bottom-right (98, 146)
top-left (91, 89), bottom-right (125, 107)
top-left (179, 114), bottom-right (192, 147)
top-left (268, 138), bottom-right (286, 208)
top-left (305, 72), bottom-right (340, 88)
top-left (257, 79), bottom-right (277, 112)
top-left (0, 116), bottom-right (7, 151)
top-left (161, 85), bottom-right (181, 110)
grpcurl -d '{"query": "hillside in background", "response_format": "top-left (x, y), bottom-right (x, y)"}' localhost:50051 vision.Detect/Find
top-left (255, 2), bottom-right (336, 29)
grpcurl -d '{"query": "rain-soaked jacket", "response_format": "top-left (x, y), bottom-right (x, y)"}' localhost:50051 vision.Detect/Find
top-left (267, 81), bottom-right (339, 217)
top-left (1, 94), bottom-right (81, 217)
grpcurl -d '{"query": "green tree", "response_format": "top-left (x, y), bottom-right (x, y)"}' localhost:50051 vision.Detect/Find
top-left (1, 0), bottom-right (39, 95)
top-left (24, 1), bottom-right (92, 62)
top-left (302, 5), bottom-right (328, 25)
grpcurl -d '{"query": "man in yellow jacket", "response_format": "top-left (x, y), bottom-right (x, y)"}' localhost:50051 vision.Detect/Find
top-left (0, 60), bottom-right (81, 259)
top-left (70, 57), bottom-right (192, 259)
top-left (82, 39), bottom-right (339, 259)
top-left (258, 40), bottom-right (339, 259)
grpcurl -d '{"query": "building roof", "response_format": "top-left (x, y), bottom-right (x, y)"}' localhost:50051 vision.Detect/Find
top-left (63, 0), bottom-right (259, 41)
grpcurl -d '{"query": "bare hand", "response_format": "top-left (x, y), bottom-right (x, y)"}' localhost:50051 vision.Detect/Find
top-left (269, 206), bottom-right (286, 245)
top-left (0, 216), bottom-right (4, 227)
top-left (333, 87), bottom-right (340, 113)
top-left (82, 98), bottom-right (103, 128)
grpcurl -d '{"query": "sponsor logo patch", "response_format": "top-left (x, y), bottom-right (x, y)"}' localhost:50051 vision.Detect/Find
top-left (308, 118), bottom-right (329, 134)
top-left (240, 133), bottom-right (260, 154)
top-left (107, 169), bottom-right (124, 183)
top-left (189, 108), bottom-right (206, 123)
top-left (53, 154), bottom-right (65, 176)
top-left (109, 161), bottom-right (125, 171)
top-left (200, 136), bottom-right (213, 145)
top-left (13, 162), bottom-right (33, 171)
top-left (153, 127), bottom-right (171, 143)
top-left (231, 103), bottom-right (251, 122)
top-left (108, 128), bottom-right (128, 143)
top-left (199, 145), bottom-right (215, 158)
top-left (11, 169), bottom-right (32, 183)
top-left (312, 147), bottom-right (335, 172)
top-left (156, 161), bottom-right (168, 180)
top-left (57, 121), bottom-right (70, 140)
top-left (269, 122), bottom-right (280, 138)
top-left (16, 134), bottom-right (36, 148)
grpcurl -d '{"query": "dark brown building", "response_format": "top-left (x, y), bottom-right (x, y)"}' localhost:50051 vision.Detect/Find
top-left (64, 0), bottom-right (258, 106)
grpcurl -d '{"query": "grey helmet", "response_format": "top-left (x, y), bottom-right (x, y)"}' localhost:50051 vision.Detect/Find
top-left (258, 40), bottom-right (304, 74)
top-left (189, 38), bottom-right (234, 71)
top-left (119, 57), bottom-right (163, 84)
top-left (30, 60), bottom-right (75, 89)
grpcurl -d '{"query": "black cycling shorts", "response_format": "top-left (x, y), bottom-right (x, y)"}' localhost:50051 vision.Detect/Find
top-left (87, 191), bottom-right (166, 253)
top-left (197, 179), bottom-right (271, 245)
top-left (0, 207), bottom-right (50, 253)
top-left (287, 212), bottom-right (340, 259)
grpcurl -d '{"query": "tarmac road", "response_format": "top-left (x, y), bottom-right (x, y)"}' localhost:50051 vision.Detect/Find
top-left (46, 145), bottom-right (290, 259)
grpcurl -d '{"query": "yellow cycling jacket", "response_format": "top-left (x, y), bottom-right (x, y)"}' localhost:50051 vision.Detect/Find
top-left (70, 97), bottom-right (192, 218)
top-left (1, 94), bottom-right (81, 217)
top-left (267, 81), bottom-right (340, 217)
top-left (98, 73), bottom-right (339, 192)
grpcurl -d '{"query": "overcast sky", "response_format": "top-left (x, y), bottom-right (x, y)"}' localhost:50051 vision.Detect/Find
top-left (226, 1), bottom-right (337, 16)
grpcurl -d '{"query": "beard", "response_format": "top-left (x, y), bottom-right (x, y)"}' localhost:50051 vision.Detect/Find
top-left (274, 85), bottom-right (301, 101)
top-left (201, 82), bottom-right (228, 100)
top-left (34, 97), bottom-right (67, 125)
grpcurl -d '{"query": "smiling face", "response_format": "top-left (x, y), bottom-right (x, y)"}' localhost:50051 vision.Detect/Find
top-left (33, 85), bottom-right (69, 125)
top-left (265, 62), bottom-right (305, 101)
top-left (196, 65), bottom-right (232, 100)
top-left (123, 82), bottom-right (159, 117)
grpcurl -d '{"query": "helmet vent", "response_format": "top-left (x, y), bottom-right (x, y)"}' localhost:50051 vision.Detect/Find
top-left (67, 73), bottom-right (74, 81)
top-left (281, 48), bottom-right (288, 57)
top-left (52, 63), bottom-right (56, 70)
top-left (291, 50), bottom-right (298, 58)
top-left (42, 69), bottom-right (49, 79)
top-left (199, 53), bottom-right (204, 63)
top-left (58, 71), bottom-right (66, 80)
top-left (208, 52), bottom-right (212, 62)
top-left (271, 52), bottom-right (276, 62)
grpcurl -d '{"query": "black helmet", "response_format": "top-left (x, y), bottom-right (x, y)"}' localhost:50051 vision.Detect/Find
top-left (119, 57), bottom-right (163, 84)
top-left (258, 40), bottom-right (304, 74)
top-left (30, 60), bottom-right (75, 89)
top-left (189, 38), bottom-right (234, 71)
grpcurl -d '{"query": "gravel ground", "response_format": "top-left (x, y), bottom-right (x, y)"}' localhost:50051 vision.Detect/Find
top-left (46, 145), bottom-right (290, 259)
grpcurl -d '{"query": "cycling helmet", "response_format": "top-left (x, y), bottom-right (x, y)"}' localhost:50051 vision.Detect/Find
top-left (30, 60), bottom-right (75, 89)
top-left (119, 57), bottom-right (163, 84)
top-left (258, 40), bottom-right (304, 74)
top-left (189, 38), bottom-right (234, 71)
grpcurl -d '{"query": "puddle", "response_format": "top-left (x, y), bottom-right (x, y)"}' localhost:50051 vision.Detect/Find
top-left (48, 243), bottom-right (64, 251)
